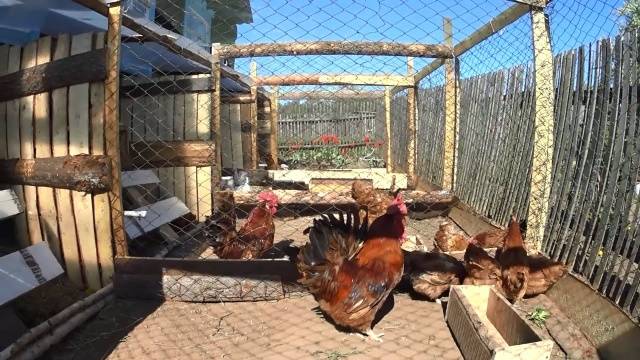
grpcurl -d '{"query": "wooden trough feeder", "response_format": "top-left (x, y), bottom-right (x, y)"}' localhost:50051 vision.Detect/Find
top-left (446, 285), bottom-right (555, 360)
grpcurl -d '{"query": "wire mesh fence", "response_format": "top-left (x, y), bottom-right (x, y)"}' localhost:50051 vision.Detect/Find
top-left (111, 0), bottom-right (639, 340)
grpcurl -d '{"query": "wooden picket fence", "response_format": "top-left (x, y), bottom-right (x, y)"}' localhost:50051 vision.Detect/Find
top-left (0, 32), bottom-right (113, 290)
top-left (391, 31), bottom-right (640, 317)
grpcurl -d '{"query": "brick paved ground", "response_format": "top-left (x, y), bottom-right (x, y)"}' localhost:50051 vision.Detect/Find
top-left (46, 293), bottom-right (462, 360)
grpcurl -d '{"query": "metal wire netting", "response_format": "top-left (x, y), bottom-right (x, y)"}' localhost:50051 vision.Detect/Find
top-left (113, 0), bottom-right (639, 334)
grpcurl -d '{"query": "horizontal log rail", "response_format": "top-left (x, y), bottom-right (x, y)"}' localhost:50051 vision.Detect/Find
top-left (0, 155), bottom-right (112, 194)
top-left (217, 41), bottom-right (453, 59)
top-left (255, 74), bottom-right (414, 87)
top-left (279, 90), bottom-right (384, 100)
top-left (0, 48), bottom-right (106, 102)
top-left (123, 140), bottom-right (215, 169)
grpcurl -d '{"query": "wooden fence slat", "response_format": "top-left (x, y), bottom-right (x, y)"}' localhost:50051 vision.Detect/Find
top-left (4, 45), bottom-right (30, 248)
top-left (69, 32), bottom-right (100, 290)
top-left (172, 75), bottom-right (187, 204)
top-left (158, 75), bottom-right (176, 196)
top-left (0, 45), bottom-right (9, 159)
top-left (33, 36), bottom-right (61, 260)
top-left (196, 88), bottom-right (212, 222)
top-left (51, 34), bottom-right (82, 286)
top-left (90, 32), bottom-right (113, 286)
top-left (230, 103), bottom-right (244, 169)
top-left (18, 40), bottom-right (43, 246)
top-left (184, 76), bottom-right (199, 217)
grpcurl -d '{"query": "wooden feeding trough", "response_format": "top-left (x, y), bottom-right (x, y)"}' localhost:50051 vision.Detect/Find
top-left (446, 285), bottom-right (555, 360)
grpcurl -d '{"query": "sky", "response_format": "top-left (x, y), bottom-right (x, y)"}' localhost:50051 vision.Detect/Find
top-left (228, 0), bottom-right (626, 85)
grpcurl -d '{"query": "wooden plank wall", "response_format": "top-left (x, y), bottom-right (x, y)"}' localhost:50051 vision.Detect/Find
top-left (0, 32), bottom-right (113, 290)
top-left (389, 91), bottom-right (408, 172)
top-left (121, 75), bottom-right (249, 221)
top-left (455, 65), bottom-right (535, 225)
top-left (416, 85), bottom-right (446, 186)
top-left (541, 34), bottom-right (640, 318)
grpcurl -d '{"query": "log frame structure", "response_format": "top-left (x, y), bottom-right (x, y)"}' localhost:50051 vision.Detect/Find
top-left (527, 4), bottom-right (554, 251)
top-left (406, 57), bottom-right (417, 188)
top-left (0, 155), bottom-right (112, 193)
top-left (105, 1), bottom-right (127, 257)
top-left (442, 17), bottom-right (458, 190)
top-left (217, 41), bottom-right (454, 59)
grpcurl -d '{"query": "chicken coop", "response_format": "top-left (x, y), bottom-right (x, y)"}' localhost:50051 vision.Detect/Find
top-left (1, 0), bottom-right (640, 359)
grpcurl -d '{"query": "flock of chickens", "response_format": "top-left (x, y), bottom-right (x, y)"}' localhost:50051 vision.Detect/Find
top-left (204, 180), bottom-right (568, 342)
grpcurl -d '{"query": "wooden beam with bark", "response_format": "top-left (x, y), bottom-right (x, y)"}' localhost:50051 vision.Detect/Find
top-left (0, 155), bottom-right (112, 194)
top-left (218, 41), bottom-right (453, 59)
top-left (0, 48), bottom-right (106, 102)
top-left (280, 90), bottom-right (384, 100)
top-left (125, 140), bottom-right (215, 169)
top-left (255, 74), bottom-right (414, 87)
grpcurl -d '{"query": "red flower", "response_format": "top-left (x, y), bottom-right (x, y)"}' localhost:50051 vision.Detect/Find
top-left (319, 134), bottom-right (340, 145)
top-left (363, 135), bottom-right (371, 144)
top-left (289, 143), bottom-right (302, 150)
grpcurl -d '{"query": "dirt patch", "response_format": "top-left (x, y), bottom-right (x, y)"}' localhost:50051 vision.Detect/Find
top-left (13, 276), bottom-right (86, 328)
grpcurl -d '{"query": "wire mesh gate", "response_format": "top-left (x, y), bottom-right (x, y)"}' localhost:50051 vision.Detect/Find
top-left (98, 0), bottom-right (640, 325)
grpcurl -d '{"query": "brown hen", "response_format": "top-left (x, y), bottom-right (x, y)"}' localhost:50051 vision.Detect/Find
top-left (496, 215), bottom-right (529, 302)
top-left (434, 221), bottom-right (469, 252)
top-left (525, 255), bottom-right (568, 296)
top-left (403, 250), bottom-right (466, 300)
top-left (462, 243), bottom-right (502, 286)
top-left (351, 179), bottom-right (398, 226)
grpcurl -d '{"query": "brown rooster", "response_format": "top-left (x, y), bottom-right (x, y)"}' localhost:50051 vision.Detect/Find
top-left (297, 194), bottom-right (407, 342)
top-left (403, 250), bottom-right (466, 301)
top-left (496, 215), bottom-right (529, 302)
top-left (351, 178), bottom-right (398, 226)
top-left (462, 243), bottom-right (502, 286)
top-left (213, 191), bottom-right (279, 259)
top-left (525, 255), bottom-right (568, 296)
top-left (434, 221), bottom-right (469, 252)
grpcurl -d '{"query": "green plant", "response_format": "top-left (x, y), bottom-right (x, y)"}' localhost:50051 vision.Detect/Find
top-left (621, 0), bottom-right (640, 30)
top-left (526, 307), bottom-right (551, 328)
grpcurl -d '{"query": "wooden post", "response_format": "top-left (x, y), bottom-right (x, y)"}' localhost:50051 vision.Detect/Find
top-left (443, 17), bottom-right (458, 190)
top-left (249, 61), bottom-right (258, 169)
top-left (211, 43), bottom-right (222, 189)
top-left (406, 57), bottom-right (417, 188)
top-left (384, 87), bottom-right (392, 173)
top-left (527, 7), bottom-right (554, 251)
top-left (268, 86), bottom-right (279, 169)
top-left (105, 2), bottom-right (127, 257)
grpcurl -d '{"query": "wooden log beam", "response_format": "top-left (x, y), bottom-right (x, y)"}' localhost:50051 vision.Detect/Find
top-left (218, 41), bottom-right (453, 59)
top-left (442, 18), bottom-right (459, 190)
top-left (0, 155), bottom-right (112, 194)
top-left (211, 43), bottom-right (223, 190)
top-left (384, 87), bottom-right (393, 173)
top-left (0, 48), bottom-right (106, 102)
top-left (105, 1), bottom-right (127, 257)
top-left (406, 57), bottom-right (417, 188)
top-left (126, 140), bottom-right (215, 169)
top-left (279, 90), bottom-right (384, 100)
top-left (527, 7), bottom-right (555, 251)
top-left (268, 86), bottom-right (279, 169)
top-left (249, 61), bottom-right (259, 169)
top-left (255, 74), bottom-right (414, 87)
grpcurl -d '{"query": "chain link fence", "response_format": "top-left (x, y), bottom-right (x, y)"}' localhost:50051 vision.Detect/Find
top-left (110, 0), bottom-right (639, 352)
